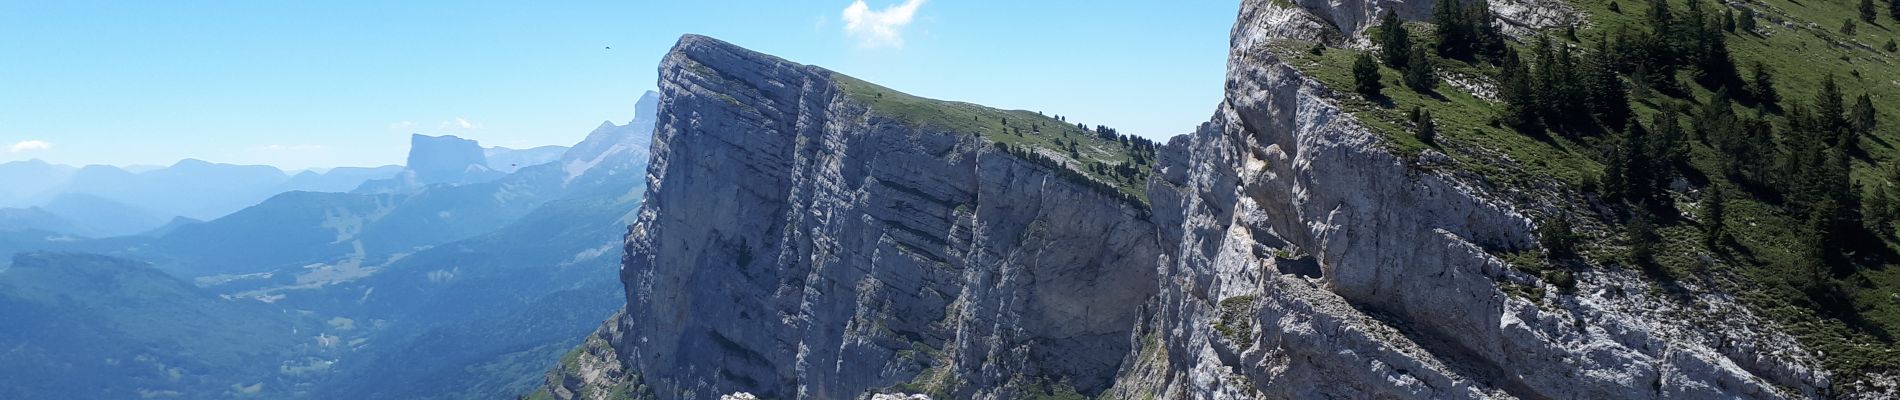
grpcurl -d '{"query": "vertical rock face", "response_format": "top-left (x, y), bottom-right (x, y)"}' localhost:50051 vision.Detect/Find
top-left (547, 1), bottom-right (1840, 399)
top-left (604, 35), bottom-right (1158, 399)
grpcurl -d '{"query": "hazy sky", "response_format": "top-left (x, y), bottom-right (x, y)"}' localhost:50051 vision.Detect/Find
top-left (1, 1), bottom-right (1237, 169)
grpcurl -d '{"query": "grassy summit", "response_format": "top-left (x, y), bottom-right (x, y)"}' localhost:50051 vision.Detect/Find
top-left (833, 74), bottom-right (1158, 205)
top-left (1280, 0), bottom-right (1900, 377)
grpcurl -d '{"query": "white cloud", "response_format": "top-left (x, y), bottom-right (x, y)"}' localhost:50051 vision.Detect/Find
top-left (7, 140), bottom-right (52, 153)
top-left (388, 121), bottom-right (417, 131)
top-left (842, 0), bottom-right (925, 48)
top-left (439, 117), bottom-right (482, 130)
top-left (252, 144), bottom-right (328, 151)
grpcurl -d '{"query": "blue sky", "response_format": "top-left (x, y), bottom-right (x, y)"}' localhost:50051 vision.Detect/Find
top-left (0, 1), bottom-right (1238, 169)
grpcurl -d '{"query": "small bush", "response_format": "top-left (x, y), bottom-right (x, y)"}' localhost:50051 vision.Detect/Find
top-left (1539, 216), bottom-right (1582, 259)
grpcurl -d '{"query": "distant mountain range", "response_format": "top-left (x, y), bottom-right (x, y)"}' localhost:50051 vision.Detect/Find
top-left (487, 145), bottom-right (569, 174)
top-left (0, 159), bottom-right (403, 236)
top-left (0, 135), bottom-right (586, 238)
top-left (0, 90), bottom-right (661, 399)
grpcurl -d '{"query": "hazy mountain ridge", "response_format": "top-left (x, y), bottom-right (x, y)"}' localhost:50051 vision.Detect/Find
top-left (0, 158), bottom-right (405, 236)
top-left (489, 145), bottom-right (572, 174)
top-left (0, 93), bottom-right (661, 399)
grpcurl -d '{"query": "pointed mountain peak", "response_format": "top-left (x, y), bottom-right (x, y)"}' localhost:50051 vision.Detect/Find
top-left (632, 91), bottom-right (661, 125)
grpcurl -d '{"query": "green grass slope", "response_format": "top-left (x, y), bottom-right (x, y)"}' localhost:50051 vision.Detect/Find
top-left (833, 74), bottom-right (1160, 206)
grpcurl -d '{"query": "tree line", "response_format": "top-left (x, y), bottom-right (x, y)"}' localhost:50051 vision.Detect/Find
top-left (1352, 0), bottom-right (1892, 300)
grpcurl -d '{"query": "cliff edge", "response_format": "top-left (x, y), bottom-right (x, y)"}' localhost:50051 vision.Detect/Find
top-left (537, 0), bottom-right (1845, 398)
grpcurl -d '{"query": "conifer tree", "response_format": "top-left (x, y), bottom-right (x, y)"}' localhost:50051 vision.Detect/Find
top-left (1559, 45), bottom-right (1583, 118)
top-left (1739, 8), bottom-right (1757, 33)
top-left (1630, 63), bottom-right (1654, 99)
top-left (1648, 0), bottom-right (1676, 38)
top-left (1723, 7), bottom-right (1736, 32)
top-left (1532, 36), bottom-right (1584, 132)
top-left (1869, 183), bottom-right (1895, 236)
top-left (1852, 93), bottom-right (1878, 135)
top-left (1750, 61), bottom-right (1778, 107)
top-left (1778, 95), bottom-right (1859, 227)
top-left (1354, 53), bottom-right (1384, 98)
top-left (1375, 10), bottom-right (1413, 68)
top-left (1606, 119), bottom-right (1654, 202)
top-left (1732, 114), bottom-right (1775, 184)
top-left (1587, 37), bottom-right (1633, 131)
top-left (1778, 101), bottom-right (1817, 197)
top-left (1862, 0), bottom-right (1878, 23)
top-left (1702, 182), bottom-right (1729, 247)
top-left (1693, 11), bottom-right (1740, 89)
top-left (1805, 197), bottom-right (1847, 267)
top-left (1469, 0), bottom-right (1506, 58)
top-left (1651, 109), bottom-right (1688, 179)
top-left (1499, 51), bottom-right (1544, 134)
top-left (1404, 46), bottom-right (1436, 92)
top-left (1414, 107), bottom-right (1438, 144)
top-left (1635, 32), bottom-right (1679, 92)
top-left (1694, 87), bottom-right (1736, 144)
top-left (1433, 0), bottom-right (1471, 58)
top-left (1685, 0), bottom-right (1708, 36)
top-left (1629, 210), bottom-right (1660, 266)
top-left (1815, 74), bottom-right (1849, 145)
top-left (1606, 26), bottom-right (1635, 72)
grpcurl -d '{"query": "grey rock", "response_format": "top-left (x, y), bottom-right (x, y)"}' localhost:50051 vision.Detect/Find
top-left (607, 34), bottom-right (1158, 399)
top-left (544, 1), bottom-right (1845, 399)
top-left (1129, 1), bottom-right (1828, 399)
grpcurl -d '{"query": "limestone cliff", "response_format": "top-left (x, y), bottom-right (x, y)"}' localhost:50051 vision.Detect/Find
top-left (539, 0), bottom-right (1847, 398)
top-left (560, 34), bottom-right (1159, 399)
top-left (1115, 0), bottom-right (1827, 398)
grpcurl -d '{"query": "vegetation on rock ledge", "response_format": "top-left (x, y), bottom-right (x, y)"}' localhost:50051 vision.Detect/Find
top-left (1282, 0), bottom-right (1900, 377)
top-left (834, 74), bottom-right (1159, 205)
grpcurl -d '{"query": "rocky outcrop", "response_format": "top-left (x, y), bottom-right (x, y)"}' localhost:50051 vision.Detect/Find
top-left (543, 0), bottom-right (1839, 398)
top-left (543, 311), bottom-right (651, 400)
top-left (1268, 0), bottom-right (1581, 46)
top-left (1123, 1), bottom-right (1829, 398)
